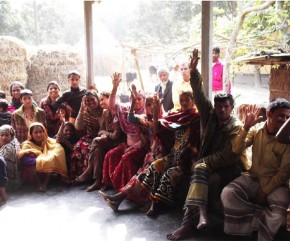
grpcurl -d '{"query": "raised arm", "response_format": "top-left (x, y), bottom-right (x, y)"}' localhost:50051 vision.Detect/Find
top-left (232, 105), bottom-right (264, 154)
top-left (109, 72), bottom-right (122, 115)
top-left (189, 49), bottom-right (213, 123)
top-left (74, 96), bottom-right (86, 131)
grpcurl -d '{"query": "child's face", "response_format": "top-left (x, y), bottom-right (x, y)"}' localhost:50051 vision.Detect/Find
top-left (48, 84), bottom-right (60, 99)
top-left (145, 99), bottom-right (154, 116)
top-left (21, 95), bottom-right (33, 108)
top-left (11, 85), bottom-right (22, 99)
top-left (63, 125), bottom-right (73, 139)
top-left (100, 95), bottom-right (109, 109)
top-left (0, 132), bottom-right (12, 146)
top-left (0, 108), bottom-right (3, 112)
top-left (68, 74), bottom-right (81, 88)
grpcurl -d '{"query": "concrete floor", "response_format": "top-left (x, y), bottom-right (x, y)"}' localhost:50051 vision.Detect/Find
top-left (1, 182), bottom-right (289, 241)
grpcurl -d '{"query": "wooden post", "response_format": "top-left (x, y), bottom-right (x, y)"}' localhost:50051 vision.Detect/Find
top-left (84, 1), bottom-right (95, 88)
top-left (201, 1), bottom-right (213, 100)
top-left (131, 49), bottom-right (145, 92)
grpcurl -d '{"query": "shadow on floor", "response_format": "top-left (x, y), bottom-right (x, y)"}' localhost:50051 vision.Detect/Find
top-left (1, 182), bottom-right (289, 241)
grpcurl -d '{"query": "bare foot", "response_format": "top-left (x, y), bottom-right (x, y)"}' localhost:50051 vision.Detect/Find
top-left (99, 190), bottom-right (119, 211)
top-left (140, 202), bottom-right (151, 213)
top-left (77, 170), bottom-right (91, 183)
top-left (197, 206), bottom-right (208, 230)
top-left (100, 184), bottom-right (110, 191)
top-left (167, 223), bottom-right (192, 240)
top-left (86, 181), bottom-right (101, 192)
top-left (146, 201), bottom-right (158, 217)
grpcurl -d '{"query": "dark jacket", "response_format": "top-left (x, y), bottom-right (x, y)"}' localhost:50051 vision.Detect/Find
top-left (53, 87), bottom-right (87, 119)
top-left (190, 70), bottom-right (243, 172)
top-left (0, 112), bottom-right (11, 127)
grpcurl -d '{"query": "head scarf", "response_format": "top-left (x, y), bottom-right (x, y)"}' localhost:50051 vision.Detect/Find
top-left (27, 122), bottom-right (48, 145)
top-left (46, 81), bottom-right (60, 91)
top-left (0, 125), bottom-right (15, 138)
top-left (118, 92), bottom-right (146, 135)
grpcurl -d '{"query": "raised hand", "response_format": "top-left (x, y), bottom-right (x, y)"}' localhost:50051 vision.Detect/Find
top-left (80, 95), bottom-right (87, 112)
top-left (189, 49), bottom-right (199, 71)
top-left (244, 105), bottom-right (264, 131)
top-left (131, 83), bottom-right (138, 98)
top-left (112, 72), bottom-right (122, 88)
top-left (58, 108), bottom-right (66, 123)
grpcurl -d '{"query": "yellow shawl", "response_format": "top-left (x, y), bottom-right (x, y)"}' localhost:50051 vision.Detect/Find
top-left (18, 123), bottom-right (67, 177)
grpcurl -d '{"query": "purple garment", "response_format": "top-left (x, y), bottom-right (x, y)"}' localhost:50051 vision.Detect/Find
top-left (109, 94), bottom-right (145, 140)
top-left (20, 154), bottom-right (36, 167)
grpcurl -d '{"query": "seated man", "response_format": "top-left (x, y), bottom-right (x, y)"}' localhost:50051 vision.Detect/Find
top-left (167, 49), bottom-right (245, 240)
top-left (276, 117), bottom-right (290, 231)
top-left (221, 100), bottom-right (290, 241)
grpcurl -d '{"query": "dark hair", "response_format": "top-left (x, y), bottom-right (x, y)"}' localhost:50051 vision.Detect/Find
top-left (68, 70), bottom-right (80, 79)
top-left (0, 99), bottom-right (8, 111)
top-left (46, 81), bottom-right (60, 91)
top-left (213, 47), bottom-right (220, 54)
top-left (63, 121), bottom-right (76, 133)
top-left (20, 89), bottom-right (33, 99)
top-left (214, 92), bottom-right (235, 106)
top-left (267, 98), bottom-right (290, 112)
top-left (100, 91), bottom-right (111, 99)
top-left (180, 91), bottom-right (194, 100)
top-left (0, 90), bottom-right (6, 99)
top-left (9, 81), bottom-right (24, 95)
top-left (29, 124), bottom-right (44, 136)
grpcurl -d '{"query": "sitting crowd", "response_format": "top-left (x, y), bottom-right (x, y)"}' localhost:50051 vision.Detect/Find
top-left (0, 50), bottom-right (289, 241)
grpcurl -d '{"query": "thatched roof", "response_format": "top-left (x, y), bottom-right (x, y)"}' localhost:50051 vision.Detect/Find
top-left (0, 36), bottom-right (29, 99)
top-left (27, 47), bottom-right (85, 102)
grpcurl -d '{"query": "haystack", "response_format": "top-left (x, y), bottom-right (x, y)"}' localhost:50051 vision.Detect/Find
top-left (269, 66), bottom-right (290, 101)
top-left (0, 36), bottom-right (28, 100)
top-left (27, 47), bottom-right (85, 103)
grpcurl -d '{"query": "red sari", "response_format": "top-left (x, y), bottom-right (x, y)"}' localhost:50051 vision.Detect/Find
top-left (102, 99), bottom-right (147, 191)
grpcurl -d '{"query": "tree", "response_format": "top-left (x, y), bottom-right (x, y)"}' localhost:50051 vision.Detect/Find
top-left (223, 1), bottom-right (277, 92)
top-left (0, 1), bottom-right (24, 38)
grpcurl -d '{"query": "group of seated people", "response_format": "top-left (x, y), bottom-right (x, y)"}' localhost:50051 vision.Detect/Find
top-left (0, 49), bottom-right (289, 241)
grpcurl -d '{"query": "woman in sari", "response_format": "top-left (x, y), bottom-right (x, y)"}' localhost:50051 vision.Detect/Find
top-left (101, 73), bottom-right (147, 191)
top-left (18, 122), bottom-right (67, 192)
top-left (99, 92), bottom-right (173, 211)
top-left (74, 91), bottom-right (124, 191)
top-left (0, 125), bottom-right (21, 190)
top-left (70, 89), bottom-right (103, 180)
top-left (142, 91), bottom-right (200, 216)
